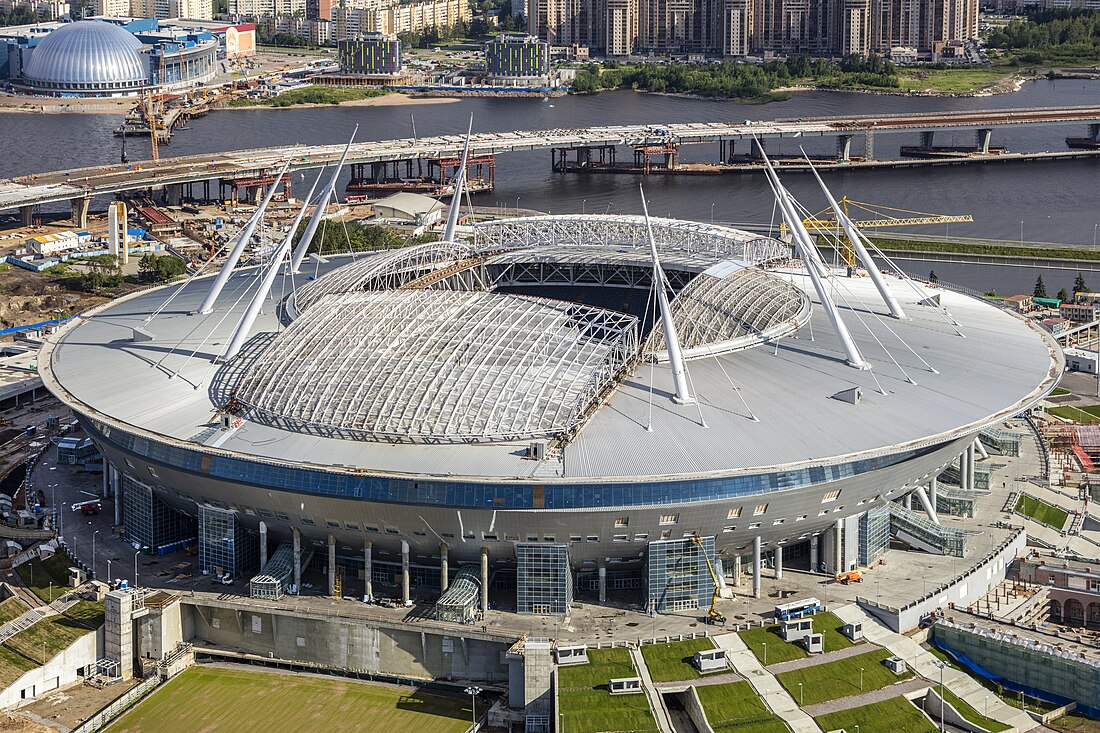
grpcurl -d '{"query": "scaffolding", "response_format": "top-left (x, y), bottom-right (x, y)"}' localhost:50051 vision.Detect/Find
top-left (434, 565), bottom-right (481, 623)
top-left (516, 543), bottom-right (571, 615)
top-left (647, 536), bottom-right (716, 614)
top-left (249, 542), bottom-right (295, 600)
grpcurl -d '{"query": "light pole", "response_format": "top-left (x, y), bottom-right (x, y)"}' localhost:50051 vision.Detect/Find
top-left (1094, 222), bottom-right (1098, 248)
top-left (107, 558), bottom-right (113, 584)
top-left (92, 530), bottom-right (100, 580)
top-left (935, 660), bottom-right (946, 732)
top-left (762, 642), bottom-right (766, 666)
top-left (1019, 220), bottom-right (1024, 246)
top-left (515, 196), bottom-right (521, 215)
top-left (798, 682), bottom-right (803, 706)
top-left (582, 199), bottom-right (586, 215)
top-left (134, 549), bottom-right (141, 588)
top-left (464, 685), bottom-right (482, 730)
top-left (710, 202), bottom-right (715, 224)
top-left (859, 667), bottom-right (864, 692)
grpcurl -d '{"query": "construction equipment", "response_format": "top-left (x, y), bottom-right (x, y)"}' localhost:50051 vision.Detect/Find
top-left (142, 89), bottom-right (159, 161)
top-left (835, 569), bottom-right (863, 585)
top-left (788, 197), bottom-right (973, 267)
top-left (692, 533), bottom-right (726, 624)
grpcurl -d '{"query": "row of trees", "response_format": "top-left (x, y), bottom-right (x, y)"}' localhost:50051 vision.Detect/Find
top-left (1034, 273), bottom-right (1090, 301)
top-left (985, 10), bottom-right (1100, 63)
top-left (294, 220), bottom-right (437, 256)
top-left (571, 55), bottom-right (899, 97)
top-left (1, 6), bottom-right (45, 26)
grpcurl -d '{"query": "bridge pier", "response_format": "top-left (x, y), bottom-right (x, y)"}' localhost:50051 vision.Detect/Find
top-left (719, 138), bottom-right (735, 163)
top-left (751, 138), bottom-right (766, 161)
top-left (70, 196), bottom-right (90, 228)
top-left (976, 128), bottom-right (993, 154)
top-left (837, 135), bottom-right (853, 162)
top-left (920, 131), bottom-right (935, 150)
top-left (1068, 123), bottom-right (1100, 149)
top-left (864, 130), bottom-right (875, 160)
top-left (20, 205), bottom-right (34, 227)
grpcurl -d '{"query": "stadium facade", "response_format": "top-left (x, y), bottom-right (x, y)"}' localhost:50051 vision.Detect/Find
top-left (39, 201), bottom-right (1060, 614)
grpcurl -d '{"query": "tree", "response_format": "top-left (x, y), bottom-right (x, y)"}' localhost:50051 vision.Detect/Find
top-left (1034, 275), bottom-right (1048, 298)
top-left (1075, 273), bottom-right (1088, 296)
top-left (139, 254), bottom-right (186, 283)
top-left (1058, 288), bottom-right (1070, 301)
top-left (79, 254), bottom-right (122, 292)
top-left (928, 270), bottom-right (938, 284)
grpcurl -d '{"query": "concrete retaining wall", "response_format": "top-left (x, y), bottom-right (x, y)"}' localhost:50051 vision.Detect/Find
top-left (684, 686), bottom-right (716, 733)
top-left (0, 627), bottom-right (101, 708)
top-left (921, 686), bottom-right (991, 733)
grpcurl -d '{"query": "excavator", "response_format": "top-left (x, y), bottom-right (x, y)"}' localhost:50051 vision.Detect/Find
top-left (692, 533), bottom-right (726, 624)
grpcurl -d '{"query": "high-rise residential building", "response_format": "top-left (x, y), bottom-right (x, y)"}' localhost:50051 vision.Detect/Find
top-left (228, 0), bottom-right (302, 18)
top-left (306, 0), bottom-right (331, 20)
top-left (605, 0), bottom-right (638, 55)
top-left (95, 0), bottom-right (129, 16)
top-left (332, 0), bottom-right (470, 39)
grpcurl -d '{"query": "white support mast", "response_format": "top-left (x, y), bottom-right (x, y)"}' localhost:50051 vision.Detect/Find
top-left (195, 159), bottom-right (291, 315)
top-left (640, 186), bottom-right (694, 405)
top-left (442, 115), bottom-right (474, 243)
top-left (222, 174), bottom-right (322, 362)
top-left (802, 152), bottom-right (907, 320)
top-left (758, 151), bottom-right (870, 370)
top-left (290, 126), bottom-right (359, 274)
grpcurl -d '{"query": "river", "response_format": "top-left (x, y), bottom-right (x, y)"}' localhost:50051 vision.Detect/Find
top-left (1, 78), bottom-right (1098, 293)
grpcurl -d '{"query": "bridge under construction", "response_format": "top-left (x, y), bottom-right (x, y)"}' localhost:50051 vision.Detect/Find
top-left (1, 105), bottom-right (1098, 227)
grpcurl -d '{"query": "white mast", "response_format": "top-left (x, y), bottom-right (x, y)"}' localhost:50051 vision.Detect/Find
top-left (640, 187), bottom-right (694, 405)
top-left (195, 159), bottom-right (291, 315)
top-left (290, 126), bottom-right (358, 274)
top-left (442, 115), bottom-right (474, 243)
top-left (802, 152), bottom-right (907, 320)
top-left (221, 174), bottom-right (323, 362)
top-left (758, 151), bottom-right (870, 370)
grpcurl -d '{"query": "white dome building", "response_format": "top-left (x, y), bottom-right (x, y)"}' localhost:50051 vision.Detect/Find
top-left (20, 21), bottom-right (147, 97)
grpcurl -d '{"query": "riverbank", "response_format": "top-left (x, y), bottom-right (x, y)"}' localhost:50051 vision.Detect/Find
top-left (219, 92), bottom-right (460, 110)
top-left (0, 93), bottom-right (133, 114)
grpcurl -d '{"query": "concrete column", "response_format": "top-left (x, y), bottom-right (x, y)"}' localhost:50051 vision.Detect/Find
top-left (833, 518), bottom-right (843, 574)
top-left (20, 205), bottom-right (33, 227)
top-left (733, 555), bottom-right (742, 587)
top-left (259, 521), bottom-right (268, 569)
top-left (915, 485), bottom-right (941, 525)
top-left (931, 476), bottom-right (939, 511)
top-left (837, 135), bottom-right (853, 162)
top-left (440, 543), bottom-right (449, 593)
top-left (363, 540), bottom-right (373, 601)
top-left (810, 536), bottom-right (819, 573)
top-left (774, 545), bottom-right (783, 580)
top-left (480, 547), bottom-right (489, 615)
top-left (965, 443), bottom-right (976, 491)
top-left (959, 448), bottom-right (969, 491)
top-left (1090, 123), bottom-right (1100, 142)
top-left (401, 540), bottom-right (410, 605)
top-left (920, 130), bottom-right (935, 150)
top-left (70, 196), bottom-right (90, 228)
top-left (598, 559), bottom-right (607, 603)
top-left (975, 437), bottom-right (990, 460)
top-left (101, 461), bottom-right (109, 499)
top-left (904, 492), bottom-right (913, 510)
top-left (864, 130), bottom-right (875, 160)
top-left (328, 534), bottom-right (337, 597)
top-left (111, 465), bottom-right (121, 527)
top-left (752, 536), bottom-right (762, 599)
top-left (292, 527), bottom-right (301, 594)
top-left (976, 128), bottom-right (992, 154)
top-left (751, 138), bottom-right (766, 160)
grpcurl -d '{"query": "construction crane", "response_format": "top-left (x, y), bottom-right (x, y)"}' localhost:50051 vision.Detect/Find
top-left (691, 533), bottom-right (726, 625)
top-left (143, 89), bottom-right (159, 161)
top-left (791, 197), bottom-right (973, 267)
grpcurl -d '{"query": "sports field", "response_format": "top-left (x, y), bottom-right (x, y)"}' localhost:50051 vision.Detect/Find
top-left (105, 666), bottom-right (473, 733)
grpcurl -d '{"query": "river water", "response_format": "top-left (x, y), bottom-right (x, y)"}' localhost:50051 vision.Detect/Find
top-left (1, 78), bottom-right (1098, 293)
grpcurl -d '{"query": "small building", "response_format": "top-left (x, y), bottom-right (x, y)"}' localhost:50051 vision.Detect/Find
top-left (1002, 294), bottom-right (1035, 314)
top-left (372, 192), bottom-right (444, 227)
top-left (1041, 318), bottom-right (1068, 336)
top-left (841, 622), bottom-right (863, 641)
top-left (885, 656), bottom-right (907, 674)
top-left (485, 34), bottom-right (549, 85)
top-left (26, 231), bottom-right (91, 256)
top-left (780, 616), bottom-right (813, 642)
top-left (338, 33), bottom-right (401, 75)
top-left (692, 648), bottom-right (727, 673)
top-left (1065, 348), bottom-right (1099, 375)
top-left (1061, 303), bottom-right (1100, 323)
top-left (609, 677), bottom-right (643, 695)
top-left (802, 633), bottom-right (824, 653)
top-left (555, 644), bottom-right (589, 665)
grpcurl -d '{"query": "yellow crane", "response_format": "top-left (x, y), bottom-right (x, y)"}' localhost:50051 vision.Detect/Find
top-left (691, 533), bottom-right (726, 624)
top-left (787, 197), bottom-right (973, 267)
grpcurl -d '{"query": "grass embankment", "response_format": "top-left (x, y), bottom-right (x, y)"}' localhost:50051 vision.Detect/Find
top-left (1014, 494), bottom-right (1070, 529)
top-left (4, 615), bottom-right (93, 663)
top-left (938, 686), bottom-right (1012, 732)
top-left (16, 552), bottom-right (76, 604)
top-left (1051, 387), bottom-right (1072, 397)
top-left (640, 638), bottom-right (718, 682)
top-left (896, 66), bottom-right (1017, 94)
top-left (815, 696), bottom-right (936, 733)
top-left (1048, 405), bottom-right (1100, 425)
top-left (738, 611), bottom-right (858, 666)
top-left (0, 596), bottom-right (29, 626)
top-left (775, 648), bottom-right (912, 706)
top-left (0, 646), bottom-right (36, 689)
top-left (868, 237), bottom-right (1100, 262)
top-left (695, 681), bottom-right (789, 733)
top-left (928, 642), bottom-right (1063, 715)
top-left (228, 85), bottom-right (391, 108)
top-left (557, 648), bottom-right (658, 733)
top-left (106, 666), bottom-right (472, 733)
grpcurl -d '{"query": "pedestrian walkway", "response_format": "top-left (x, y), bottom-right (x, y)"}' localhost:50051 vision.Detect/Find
top-left (766, 641), bottom-right (875, 675)
top-left (830, 604), bottom-right (1038, 732)
top-left (628, 646), bottom-right (676, 733)
top-left (653, 670), bottom-right (743, 691)
top-left (801, 678), bottom-right (929, 716)
top-left (0, 605), bottom-right (55, 646)
top-left (712, 631), bottom-right (823, 733)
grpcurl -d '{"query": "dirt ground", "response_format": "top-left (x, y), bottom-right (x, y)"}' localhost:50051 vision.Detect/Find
top-left (14, 679), bottom-right (140, 731)
top-left (0, 267), bottom-right (109, 331)
top-left (0, 713), bottom-right (54, 733)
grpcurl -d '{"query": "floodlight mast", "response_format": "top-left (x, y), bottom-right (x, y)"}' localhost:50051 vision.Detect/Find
top-left (290, 126), bottom-right (359, 274)
top-left (640, 186), bottom-right (694, 405)
top-left (442, 115), bottom-right (475, 244)
top-left (756, 146), bottom-right (869, 370)
top-left (801, 151), bottom-right (907, 320)
top-left (222, 173), bottom-right (323, 362)
top-left (195, 159), bottom-right (291, 315)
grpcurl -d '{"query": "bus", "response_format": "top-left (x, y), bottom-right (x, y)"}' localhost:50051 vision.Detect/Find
top-left (774, 597), bottom-right (822, 621)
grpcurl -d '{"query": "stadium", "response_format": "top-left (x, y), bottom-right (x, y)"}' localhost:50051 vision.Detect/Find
top-left (37, 153), bottom-right (1061, 617)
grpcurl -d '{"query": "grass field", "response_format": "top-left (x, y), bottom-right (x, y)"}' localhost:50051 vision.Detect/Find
top-left (0, 596), bottom-right (29, 626)
top-left (16, 552), bottom-right (76, 604)
top-left (640, 638), bottom-right (716, 682)
top-left (1051, 712), bottom-right (1100, 732)
top-left (896, 66), bottom-right (1016, 94)
top-left (557, 648), bottom-right (658, 733)
top-left (106, 666), bottom-right (473, 733)
top-left (695, 681), bottom-right (789, 733)
top-left (775, 648), bottom-right (912, 706)
top-left (739, 612), bottom-right (857, 666)
top-left (4, 616), bottom-right (94, 663)
top-left (1014, 494), bottom-right (1070, 529)
top-left (1048, 405), bottom-right (1100, 425)
top-left (63, 600), bottom-right (106, 627)
top-left (938, 686), bottom-right (1011, 732)
top-left (815, 696), bottom-right (936, 733)
top-left (228, 86), bottom-right (390, 108)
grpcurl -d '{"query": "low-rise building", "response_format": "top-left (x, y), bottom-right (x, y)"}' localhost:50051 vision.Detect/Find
top-left (1002, 294), bottom-right (1035, 314)
top-left (1061, 303), bottom-right (1100, 323)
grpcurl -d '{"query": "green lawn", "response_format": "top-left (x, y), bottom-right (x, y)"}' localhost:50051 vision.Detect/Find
top-left (938, 686), bottom-right (1011, 732)
top-left (0, 645), bottom-right (38, 689)
top-left (640, 638), bottom-right (716, 682)
top-left (1014, 494), bottom-right (1070, 529)
top-left (63, 600), bottom-right (105, 627)
top-left (106, 666), bottom-right (472, 733)
top-left (1051, 712), bottom-right (1100, 732)
top-left (775, 648), bottom-right (912, 706)
top-left (815, 696), bottom-right (936, 733)
top-left (16, 552), bottom-right (76, 604)
top-left (896, 66), bottom-right (1016, 94)
top-left (1048, 405), bottom-right (1100, 425)
top-left (1051, 387), bottom-right (1072, 397)
top-left (739, 612), bottom-right (857, 666)
top-left (4, 616), bottom-right (94, 663)
top-left (558, 648), bottom-right (658, 733)
top-left (929, 641), bottom-right (1061, 715)
top-left (228, 85), bottom-right (391, 108)
top-left (695, 681), bottom-right (790, 733)
top-left (0, 596), bottom-right (29, 626)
